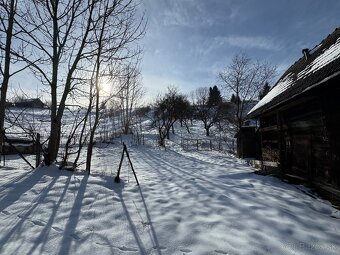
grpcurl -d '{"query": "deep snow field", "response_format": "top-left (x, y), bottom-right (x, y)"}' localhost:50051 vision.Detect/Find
top-left (1, 139), bottom-right (340, 255)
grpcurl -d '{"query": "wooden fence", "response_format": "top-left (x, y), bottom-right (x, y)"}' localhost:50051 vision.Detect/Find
top-left (181, 137), bottom-right (235, 153)
top-left (1, 132), bottom-right (42, 169)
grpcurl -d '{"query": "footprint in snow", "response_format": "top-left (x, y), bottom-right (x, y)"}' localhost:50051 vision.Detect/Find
top-left (31, 219), bottom-right (46, 227)
top-left (31, 189), bottom-right (39, 194)
top-left (155, 198), bottom-right (168, 204)
top-left (95, 242), bottom-right (138, 252)
top-left (17, 214), bottom-right (28, 220)
top-left (180, 248), bottom-right (192, 253)
top-left (52, 226), bottom-right (63, 232)
top-left (83, 199), bottom-right (93, 206)
top-left (70, 233), bottom-right (81, 240)
top-left (118, 246), bottom-right (138, 252)
top-left (142, 221), bottom-right (151, 227)
top-left (215, 250), bottom-right (228, 254)
top-left (112, 197), bottom-right (121, 202)
top-left (1, 210), bottom-right (10, 215)
top-left (217, 195), bottom-right (231, 202)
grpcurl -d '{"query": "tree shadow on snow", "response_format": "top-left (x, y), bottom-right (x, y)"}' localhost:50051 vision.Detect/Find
top-left (138, 186), bottom-right (163, 255)
top-left (110, 178), bottom-right (163, 255)
top-left (57, 173), bottom-right (89, 255)
top-left (0, 167), bottom-right (61, 254)
top-left (0, 167), bottom-right (55, 214)
top-left (115, 182), bottom-right (149, 254)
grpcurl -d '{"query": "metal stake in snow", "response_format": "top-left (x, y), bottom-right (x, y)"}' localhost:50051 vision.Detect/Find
top-left (115, 142), bottom-right (139, 185)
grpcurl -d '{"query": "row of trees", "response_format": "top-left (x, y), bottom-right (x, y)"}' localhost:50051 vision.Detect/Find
top-left (152, 85), bottom-right (230, 146)
top-left (152, 53), bottom-right (276, 146)
top-left (0, 0), bottom-right (146, 172)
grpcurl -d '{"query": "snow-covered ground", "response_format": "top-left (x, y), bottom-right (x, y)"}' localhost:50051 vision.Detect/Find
top-left (1, 139), bottom-right (340, 255)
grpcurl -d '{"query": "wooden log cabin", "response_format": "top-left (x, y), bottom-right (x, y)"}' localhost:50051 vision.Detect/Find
top-left (247, 27), bottom-right (340, 192)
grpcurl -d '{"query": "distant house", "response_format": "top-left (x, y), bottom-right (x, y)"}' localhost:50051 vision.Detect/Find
top-left (14, 98), bottom-right (46, 109)
top-left (247, 27), bottom-right (340, 191)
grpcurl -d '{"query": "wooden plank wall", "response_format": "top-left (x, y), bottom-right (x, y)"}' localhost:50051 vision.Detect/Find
top-left (259, 77), bottom-right (340, 188)
top-left (320, 80), bottom-right (340, 187)
top-left (260, 114), bottom-right (279, 162)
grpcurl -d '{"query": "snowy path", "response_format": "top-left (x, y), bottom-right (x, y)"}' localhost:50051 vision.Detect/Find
top-left (0, 145), bottom-right (339, 254)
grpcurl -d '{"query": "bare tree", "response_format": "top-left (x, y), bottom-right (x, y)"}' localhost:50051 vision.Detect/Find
top-left (191, 87), bottom-right (209, 106)
top-left (14, 0), bottom-right (145, 166)
top-left (218, 53), bottom-right (276, 130)
top-left (134, 105), bottom-right (150, 134)
top-left (13, 0), bottom-right (100, 165)
top-left (59, 107), bottom-right (88, 170)
top-left (85, 0), bottom-right (145, 173)
top-left (192, 86), bottom-right (229, 136)
top-left (0, 0), bottom-right (20, 156)
top-left (116, 60), bottom-right (144, 135)
top-left (152, 87), bottom-right (189, 146)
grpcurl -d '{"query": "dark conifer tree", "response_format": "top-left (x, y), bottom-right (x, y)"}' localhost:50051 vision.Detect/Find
top-left (230, 94), bottom-right (240, 104)
top-left (259, 82), bottom-right (271, 100)
top-left (207, 85), bottom-right (222, 106)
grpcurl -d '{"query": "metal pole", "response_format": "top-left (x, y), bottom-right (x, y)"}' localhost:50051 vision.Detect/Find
top-left (123, 143), bottom-right (139, 186)
top-left (114, 145), bottom-right (126, 183)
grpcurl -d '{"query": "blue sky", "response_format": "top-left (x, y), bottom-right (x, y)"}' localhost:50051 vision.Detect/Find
top-left (140, 0), bottom-right (340, 100)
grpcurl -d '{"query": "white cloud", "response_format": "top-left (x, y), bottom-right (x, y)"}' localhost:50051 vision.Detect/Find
top-left (215, 35), bottom-right (282, 51)
top-left (150, 0), bottom-right (236, 28)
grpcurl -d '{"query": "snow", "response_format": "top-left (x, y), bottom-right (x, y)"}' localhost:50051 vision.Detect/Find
top-left (1, 140), bottom-right (340, 255)
top-left (248, 35), bottom-right (340, 116)
top-left (298, 37), bottom-right (340, 78)
top-left (248, 72), bottom-right (295, 115)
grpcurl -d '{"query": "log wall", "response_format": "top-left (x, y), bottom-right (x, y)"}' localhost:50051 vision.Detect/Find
top-left (258, 75), bottom-right (340, 189)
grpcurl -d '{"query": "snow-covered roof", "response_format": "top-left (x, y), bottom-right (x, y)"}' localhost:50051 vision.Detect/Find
top-left (248, 27), bottom-right (340, 118)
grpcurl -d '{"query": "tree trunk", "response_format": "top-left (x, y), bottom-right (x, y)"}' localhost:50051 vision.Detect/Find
top-left (45, 0), bottom-right (96, 165)
top-left (86, 88), bottom-right (100, 173)
top-left (124, 122), bottom-right (130, 134)
top-left (205, 127), bottom-right (210, 136)
top-left (73, 103), bottom-right (92, 169)
top-left (86, 131), bottom-right (95, 172)
top-left (0, 0), bottom-right (16, 157)
top-left (85, 2), bottom-right (108, 173)
top-left (158, 127), bottom-right (166, 147)
top-left (45, 117), bottom-right (60, 165)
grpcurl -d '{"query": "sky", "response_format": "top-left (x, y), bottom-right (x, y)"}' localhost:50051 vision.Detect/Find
top-left (139, 0), bottom-right (340, 101)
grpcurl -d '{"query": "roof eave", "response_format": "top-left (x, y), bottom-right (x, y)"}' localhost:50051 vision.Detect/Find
top-left (247, 69), bottom-right (340, 119)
